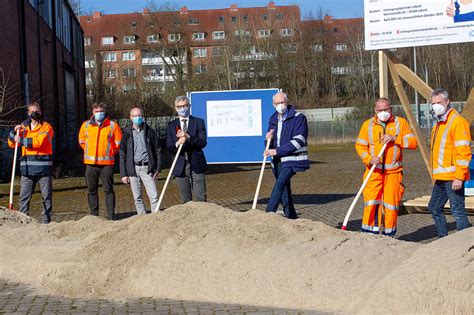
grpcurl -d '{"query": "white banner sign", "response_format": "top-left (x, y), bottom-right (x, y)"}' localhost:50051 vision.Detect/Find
top-left (364, 0), bottom-right (474, 50)
top-left (206, 99), bottom-right (262, 137)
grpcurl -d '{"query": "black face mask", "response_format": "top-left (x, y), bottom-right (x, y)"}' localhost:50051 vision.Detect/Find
top-left (30, 111), bottom-right (42, 121)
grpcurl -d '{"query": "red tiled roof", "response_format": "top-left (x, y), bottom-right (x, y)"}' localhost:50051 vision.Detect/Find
top-left (79, 4), bottom-right (301, 50)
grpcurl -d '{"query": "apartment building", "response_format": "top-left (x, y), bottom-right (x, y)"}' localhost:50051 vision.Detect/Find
top-left (79, 2), bottom-right (301, 94)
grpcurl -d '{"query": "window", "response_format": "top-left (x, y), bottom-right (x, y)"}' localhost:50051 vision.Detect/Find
top-left (168, 34), bottom-right (181, 42)
top-left (103, 52), bottom-right (116, 62)
top-left (280, 29), bottom-right (292, 36)
top-left (218, 16), bottom-right (224, 23)
top-left (258, 30), bottom-right (270, 38)
top-left (231, 16), bottom-right (237, 23)
top-left (106, 69), bottom-right (117, 78)
top-left (193, 48), bottom-right (207, 58)
top-left (62, 3), bottom-right (71, 50)
top-left (123, 36), bottom-right (136, 44)
top-left (194, 65), bottom-right (207, 74)
top-left (39, 0), bottom-right (53, 27)
top-left (332, 66), bottom-right (350, 75)
top-left (123, 68), bottom-right (136, 77)
top-left (312, 44), bottom-right (323, 52)
top-left (235, 30), bottom-right (250, 37)
top-left (122, 51), bottom-right (136, 61)
top-left (276, 13), bottom-right (285, 20)
top-left (212, 47), bottom-right (223, 56)
top-left (131, 21), bottom-right (137, 27)
top-left (147, 34), bottom-right (160, 43)
top-left (123, 84), bottom-right (136, 93)
top-left (213, 31), bottom-right (225, 40)
top-left (102, 36), bottom-right (114, 45)
top-left (283, 43), bottom-right (297, 53)
top-left (335, 43), bottom-right (347, 51)
top-left (242, 15), bottom-right (248, 22)
top-left (188, 17), bottom-right (199, 25)
top-left (84, 37), bottom-right (92, 46)
top-left (333, 27), bottom-right (339, 33)
top-left (192, 33), bottom-right (205, 41)
top-left (263, 14), bottom-right (268, 21)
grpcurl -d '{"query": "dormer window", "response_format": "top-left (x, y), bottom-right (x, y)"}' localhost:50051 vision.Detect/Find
top-left (124, 36), bottom-right (136, 44)
top-left (218, 16), bottom-right (224, 23)
top-left (168, 33), bottom-right (181, 42)
top-left (101, 36), bottom-right (114, 45)
top-left (192, 32), bottom-right (205, 41)
top-left (147, 34), bottom-right (160, 43)
top-left (131, 21), bottom-right (137, 27)
top-left (280, 29), bottom-right (292, 36)
top-left (188, 17), bottom-right (199, 25)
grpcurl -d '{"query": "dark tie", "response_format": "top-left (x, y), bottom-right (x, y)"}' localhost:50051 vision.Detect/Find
top-left (182, 119), bottom-right (188, 132)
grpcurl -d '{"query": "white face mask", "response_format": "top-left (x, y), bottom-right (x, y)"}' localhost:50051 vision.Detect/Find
top-left (275, 104), bottom-right (287, 114)
top-left (377, 111), bottom-right (391, 122)
top-left (432, 103), bottom-right (447, 117)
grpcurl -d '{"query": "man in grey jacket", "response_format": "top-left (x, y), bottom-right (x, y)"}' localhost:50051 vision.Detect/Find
top-left (120, 107), bottom-right (162, 214)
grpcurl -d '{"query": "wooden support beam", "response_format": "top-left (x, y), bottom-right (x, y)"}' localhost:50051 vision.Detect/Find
top-left (460, 88), bottom-right (474, 136)
top-left (387, 55), bottom-right (432, 177)
top-left (385, 51), bottom-right (433, 101)
top-left (379, 51), bottom-right (388, 98)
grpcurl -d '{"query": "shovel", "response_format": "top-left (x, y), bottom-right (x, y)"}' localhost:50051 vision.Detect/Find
top-left (342, 142), bottom-right (388, 230)
top-left (8, 130), bottom-right (20, 211)
top-left (252, 133), bottom-right (273, 210)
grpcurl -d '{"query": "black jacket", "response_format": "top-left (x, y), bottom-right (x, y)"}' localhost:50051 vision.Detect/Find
top-left (119, 122), bottom-right (161, 177)
top-left (166, 116), bottom-right (207, 176)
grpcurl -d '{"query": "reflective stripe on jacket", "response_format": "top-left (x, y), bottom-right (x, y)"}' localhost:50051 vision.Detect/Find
top-left (355, 115), bottom-right (417, 174)
top-left (8, 119), bottom-right (54, 176)
top-left (430, 108), bottom-right (472, 181)
top-left (267, 105), bottom-right (310, 171)
top-left (78, 116), bottom-right (123, 165)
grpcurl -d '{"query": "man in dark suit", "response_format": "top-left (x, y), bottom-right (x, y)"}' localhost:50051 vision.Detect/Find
top-left (166, 95), bottom-right (208, 203)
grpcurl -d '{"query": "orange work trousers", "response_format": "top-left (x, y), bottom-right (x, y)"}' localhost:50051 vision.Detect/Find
top-left (361, 170), bottom-right (404, 236)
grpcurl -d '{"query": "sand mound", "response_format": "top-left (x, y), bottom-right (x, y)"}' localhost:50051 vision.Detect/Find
top-left (0, 202), bottom-right (472, 313)
top-left (0, 207), bottom-right (37, 226)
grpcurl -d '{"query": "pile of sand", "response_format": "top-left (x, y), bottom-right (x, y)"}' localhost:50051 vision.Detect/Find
top-left (0, 202), bottom-right (472, 313)
top-left (0, 207), bottom-right (37, 226)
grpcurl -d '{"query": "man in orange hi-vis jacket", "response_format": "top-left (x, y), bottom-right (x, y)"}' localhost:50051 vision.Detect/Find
top-left (79, 102), bottom-right (122, 220)
top-left (8, 102), bottom-right (54, 223)
top-left (428, 88), bottom-right (471, 237)
top-left (355, 98), bottom-right (417, 236)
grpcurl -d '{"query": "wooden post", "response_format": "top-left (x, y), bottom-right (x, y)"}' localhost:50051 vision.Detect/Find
top-left (385, 51), bottom-right (433, 101)
top-left (459, 88), bottom-right (474, 136)
top-left (379, 51), bottom-right (388, 98)
top-left (387, 56), bottom-right (432, 177)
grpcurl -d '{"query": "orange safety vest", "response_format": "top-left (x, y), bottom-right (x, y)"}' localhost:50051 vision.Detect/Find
top-left (430, 108), bottom-right (471, 181)
top-left (78, 116), bottom-right (122, 165)
top-left (355, 115), bottom-right (417, 173)
top-left (8, 120), bottom-right (54, 176)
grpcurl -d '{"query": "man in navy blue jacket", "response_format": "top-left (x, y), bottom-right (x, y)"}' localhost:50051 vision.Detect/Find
top-left (166, 95), bottom-right (208, 203)
top-left (264, 92), bottom-right (309, 219)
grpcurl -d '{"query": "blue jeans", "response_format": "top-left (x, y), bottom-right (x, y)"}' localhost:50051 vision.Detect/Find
top-left (266, 161), bottom-right (297, 219)
top-left (428, 180), bottom-right (470, 237)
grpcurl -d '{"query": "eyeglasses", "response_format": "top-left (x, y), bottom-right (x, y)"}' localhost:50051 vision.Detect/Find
top-left (176, 104), bottom-right (189, 109)
top-left (274, 102), bottom-right (286, 106)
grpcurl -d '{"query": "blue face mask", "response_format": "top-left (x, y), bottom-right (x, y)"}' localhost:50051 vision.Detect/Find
top-left (94, 112), bottom-right (105, 122)
top-left (132, 116), bottom-right (144, 125)
top-left (177, 107), bottom-right (190, 117)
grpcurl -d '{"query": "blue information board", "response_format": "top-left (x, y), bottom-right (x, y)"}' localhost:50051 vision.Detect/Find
top-left (190, 89), bottom-right (279, 164)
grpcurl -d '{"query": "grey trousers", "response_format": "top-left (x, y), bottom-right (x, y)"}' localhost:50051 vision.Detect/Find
top-left (175, 163), bottom-right (207, 203)
top-left (129, 165), bottom-right (159, 214)
top-left (19, 175), bottom-right (52, 223)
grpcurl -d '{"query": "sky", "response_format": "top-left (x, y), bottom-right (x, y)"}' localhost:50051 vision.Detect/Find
top-left (79, 0), bottom-right (364, 19)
